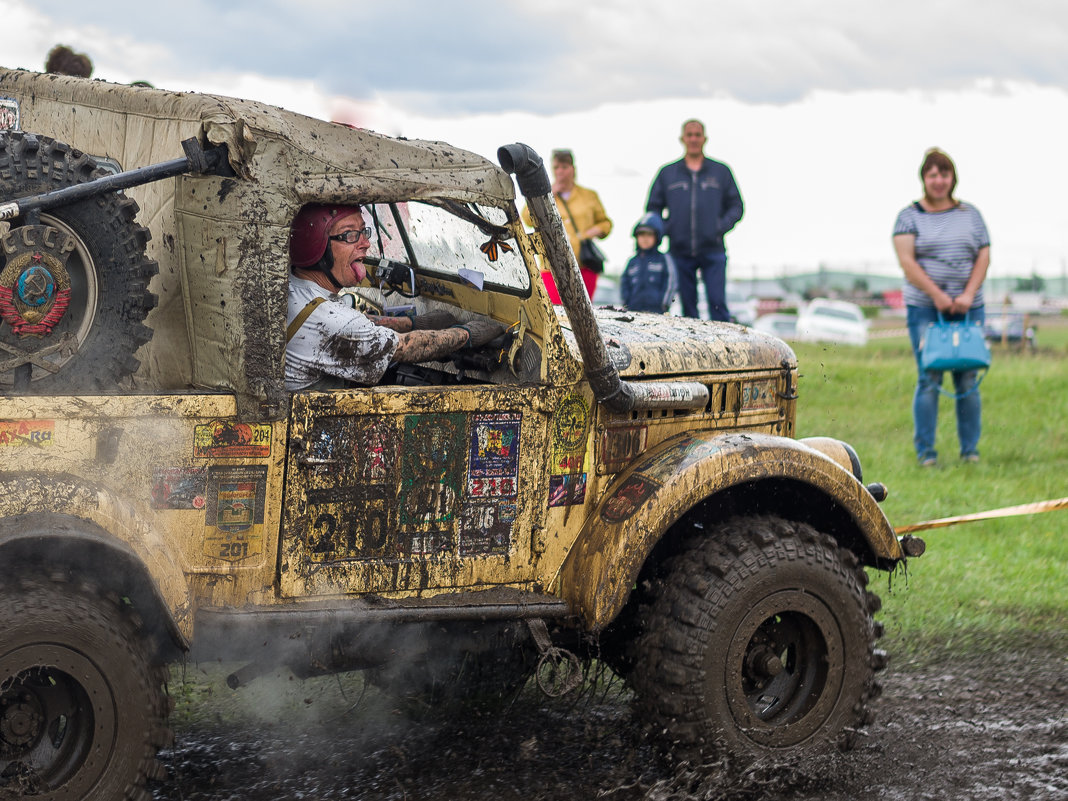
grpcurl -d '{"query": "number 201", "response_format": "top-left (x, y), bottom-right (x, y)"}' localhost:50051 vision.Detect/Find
top-left (220, 541), bottom-right (249, 558)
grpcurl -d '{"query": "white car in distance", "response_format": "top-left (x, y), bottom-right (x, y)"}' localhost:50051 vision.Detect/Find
top-left (795, 299), bottom-right (869, 346)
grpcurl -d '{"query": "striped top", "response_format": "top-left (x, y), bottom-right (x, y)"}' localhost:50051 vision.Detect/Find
top-left (893, 201), bottom-right (989, 308)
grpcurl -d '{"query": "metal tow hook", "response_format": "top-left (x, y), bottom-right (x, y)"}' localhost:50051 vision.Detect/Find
top-left (527, 618), bottom-right (581, 698)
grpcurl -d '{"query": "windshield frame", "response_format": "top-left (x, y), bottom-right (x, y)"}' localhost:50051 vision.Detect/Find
top-left (363, 199), bottom-right (532, 298)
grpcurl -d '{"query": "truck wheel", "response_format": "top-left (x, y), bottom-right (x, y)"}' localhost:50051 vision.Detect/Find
top-left (630, 516), bottom-right (884, 765)
top-left (0, 131), bottom-right (158, 391)
top-left (0, 578), bottom-right (171, 800)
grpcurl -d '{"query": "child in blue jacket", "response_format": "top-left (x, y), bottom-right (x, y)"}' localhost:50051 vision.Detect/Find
top-left (620, 212), bottom-right (677, 313)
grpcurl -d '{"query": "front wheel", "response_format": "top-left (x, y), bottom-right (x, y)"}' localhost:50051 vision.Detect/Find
top-left (0, 578), bottom-right (171, 800)
top-left (629, 516), bottom-right (884, 765)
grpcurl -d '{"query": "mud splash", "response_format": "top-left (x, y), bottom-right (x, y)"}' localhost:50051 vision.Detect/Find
top-left (152, 646), bottom-right (1067, 801)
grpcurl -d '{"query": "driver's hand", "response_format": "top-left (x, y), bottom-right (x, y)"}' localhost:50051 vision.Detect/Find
top-left (412, 309), bottom-right (460, 330)
top-left (454, 319), bottom-right (507, 348)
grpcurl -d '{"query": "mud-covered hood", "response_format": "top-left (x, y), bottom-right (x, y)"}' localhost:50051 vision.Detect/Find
top-left (558, 307), bottom-right (796, 377)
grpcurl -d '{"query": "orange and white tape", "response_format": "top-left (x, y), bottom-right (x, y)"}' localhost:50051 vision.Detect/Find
top-left (895, 497), bottom-right (1068, 534)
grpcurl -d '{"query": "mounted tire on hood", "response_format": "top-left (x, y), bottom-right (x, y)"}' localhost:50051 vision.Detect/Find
top-left (0, 131), bottom-right (157, 392)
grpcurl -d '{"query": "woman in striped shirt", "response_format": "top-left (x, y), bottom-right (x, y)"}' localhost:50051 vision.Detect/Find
top-left (893, 148), bottom-right (990, 467)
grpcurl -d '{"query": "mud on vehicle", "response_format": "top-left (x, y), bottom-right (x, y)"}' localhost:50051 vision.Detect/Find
top-left (0, 68), bottom-right (924, 800)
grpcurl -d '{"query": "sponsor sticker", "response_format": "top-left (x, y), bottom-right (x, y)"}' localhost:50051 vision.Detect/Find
top-left (203, 465), bottom-right (267, 562)
top-left (151, 466), bottom-right (207, 510)
top-left (468, 412), bottom-right (520, 497)
top-left (0, 420), bottom-right (54, 447)
top-left (601, 474), bottom-right (660, 524)
top-left (459, 501), bottom-right (516, 556)
top-left (599, 424), bottom-right (647, 473)
top-left (549, 473), bottom-right (587, 508)
top-left (193, 420), bottom-right (272, 458)
top-left (0, 98), bottom-right (18, 131)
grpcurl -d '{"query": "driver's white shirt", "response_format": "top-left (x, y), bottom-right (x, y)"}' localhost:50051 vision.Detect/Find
top-left (285, 277), bottom-right (398, 390)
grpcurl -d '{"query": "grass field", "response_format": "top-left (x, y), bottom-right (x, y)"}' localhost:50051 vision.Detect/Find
top-left (792, 316), bottom-right (1068, 659)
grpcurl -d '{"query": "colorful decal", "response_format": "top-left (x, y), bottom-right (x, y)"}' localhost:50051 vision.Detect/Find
top-left (356, 418), bottom-right (397, 483)
top-left (741, 378), bottom-right (778, 411)
top-left (634, 434), bottom-right (720, 484)
top-left (601, 474), bottom-right (660, 524)
top-left (194, 420), bottom-right (272, 458)
top-left (0, 420), bottom-right (54, 447)
top-left (552, 394), bottom-right (589, 454)
top-left (460, 501), bottom-right (516, 556)
top-left (468, 412), bottom-right (520, 498)
top-left (0, 226), bottom-right (75, 338)
top-left (600, 424), bottom-right (648, 473)
top-left (151, 466), bottom-right (206, 510)
top-left (204, 465), bottom-right (267, 562)
top-left (0, 98), bottom-right (18, 131)
top-left (399, 414), bottom-right (465, 543)
top-left (549, 473), bottom-right (587, 508)
top-left (547, 394), bottom-right (591, 507)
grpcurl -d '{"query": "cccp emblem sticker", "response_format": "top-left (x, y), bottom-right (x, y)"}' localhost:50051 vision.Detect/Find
top-left (0, 224), bottom-right (76, 338)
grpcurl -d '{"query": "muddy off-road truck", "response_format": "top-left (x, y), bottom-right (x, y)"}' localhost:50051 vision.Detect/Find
top-left (0, 68), bottom-right (924, 799)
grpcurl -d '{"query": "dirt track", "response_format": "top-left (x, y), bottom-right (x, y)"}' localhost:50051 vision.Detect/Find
top-left (152, 644), bottom-right (1066, 801)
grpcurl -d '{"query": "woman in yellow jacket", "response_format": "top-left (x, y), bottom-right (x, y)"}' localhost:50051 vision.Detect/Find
top-left (521, 149), bottom-right (612, 303)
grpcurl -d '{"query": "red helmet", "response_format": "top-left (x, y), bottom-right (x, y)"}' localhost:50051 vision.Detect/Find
top-left (289, 203), bottom-right (364, 268)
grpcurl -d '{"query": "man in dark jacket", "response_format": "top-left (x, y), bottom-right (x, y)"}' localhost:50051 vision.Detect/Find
top-left (646, 119), bottom-right (743, 321)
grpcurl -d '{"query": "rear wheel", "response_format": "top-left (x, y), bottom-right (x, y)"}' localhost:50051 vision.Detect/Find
top-left (0, 131), bottom-right (157, 391)
top-left (0, 578), bottom-right (171, 800)
top-left (629, 516), bottom-right (884, 764)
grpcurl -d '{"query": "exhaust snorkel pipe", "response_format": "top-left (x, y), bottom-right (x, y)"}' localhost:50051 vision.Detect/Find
top-left (498, 143), bottom-right (707, 414)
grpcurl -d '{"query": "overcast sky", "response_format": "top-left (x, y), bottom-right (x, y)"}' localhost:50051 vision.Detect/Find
top-left (5, 0), bottom-right (1068, 281)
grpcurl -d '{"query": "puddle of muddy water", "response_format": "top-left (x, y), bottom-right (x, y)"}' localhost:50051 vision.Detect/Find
top-left (153, 648), bottom-right (1068, 801)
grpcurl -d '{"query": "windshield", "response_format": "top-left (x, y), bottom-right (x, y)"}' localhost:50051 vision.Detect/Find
top-left (363, 201), bottom-right (529, 293)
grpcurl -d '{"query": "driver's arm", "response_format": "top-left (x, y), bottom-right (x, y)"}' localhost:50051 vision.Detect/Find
top-left (392, 328), bottom-right (471, 364)
top-left (393, 319), bottom-right (505, 364)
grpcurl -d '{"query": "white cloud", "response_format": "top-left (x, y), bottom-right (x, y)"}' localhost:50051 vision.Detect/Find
top-left (13, 0), bottom-right (1068, 113)
top-left (4, 0), bottom-right (1067, 277)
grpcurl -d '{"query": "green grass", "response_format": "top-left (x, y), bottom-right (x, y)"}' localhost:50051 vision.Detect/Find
top-left (793, 319), bottom-right (1068, 659)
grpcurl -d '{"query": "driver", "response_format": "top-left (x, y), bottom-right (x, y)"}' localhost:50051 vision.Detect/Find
top-left (285, 203), bottom-right (505, 390)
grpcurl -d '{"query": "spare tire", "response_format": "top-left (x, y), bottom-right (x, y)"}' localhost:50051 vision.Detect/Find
top-left (0, 131), bottom-right (158, 392)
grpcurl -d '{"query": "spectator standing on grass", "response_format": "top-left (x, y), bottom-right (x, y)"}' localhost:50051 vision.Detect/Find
top-left (892, 147), bottom-right (990, 467)
top-left (521, 149), bottom-right (612, 303)
top-left (645, 119), bottom-right (743, 321)
top-left (620, 212), bottom-right (677, 313)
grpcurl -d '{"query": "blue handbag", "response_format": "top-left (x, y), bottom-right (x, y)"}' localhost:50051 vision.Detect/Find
top-left (919, 312), bottom-right (990, 396)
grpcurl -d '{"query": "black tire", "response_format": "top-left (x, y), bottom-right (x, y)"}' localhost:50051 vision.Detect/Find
top-left (0, 577), bottom-right (171, 800)
top-left (629, 515), bottom-right (885, 765)
top-left (0, 131), bottom-right (157, 391)
top-left (369, 623), bottom-right (534, 714)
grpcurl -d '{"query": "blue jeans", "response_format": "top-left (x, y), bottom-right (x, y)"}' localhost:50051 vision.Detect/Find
top-left (672, 250), bottom-right (728, 321)
top-left (906, 305), bottom-right (984, 461)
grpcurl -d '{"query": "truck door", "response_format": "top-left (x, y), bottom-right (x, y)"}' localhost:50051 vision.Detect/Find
top-left (280, 384), bottom-right (547, 598)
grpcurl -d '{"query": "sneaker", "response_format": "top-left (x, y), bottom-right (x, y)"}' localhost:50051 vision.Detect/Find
top-left (961, 453), bottom-right (980, 463)
top-left (920, 456), bottom-right (938, 467)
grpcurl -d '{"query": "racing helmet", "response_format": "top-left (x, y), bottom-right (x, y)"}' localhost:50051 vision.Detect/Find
top-left (289, 203), bottom-right (364, 268)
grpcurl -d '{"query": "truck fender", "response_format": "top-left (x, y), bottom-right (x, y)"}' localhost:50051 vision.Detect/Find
top-left (558, 430), bottom-right (900, 631)
top-left (0, 473), bottom-right (190, 646)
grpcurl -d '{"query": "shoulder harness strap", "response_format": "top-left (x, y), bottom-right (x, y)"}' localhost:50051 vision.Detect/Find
top-left (286, 296), bottom-right (328, 343)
